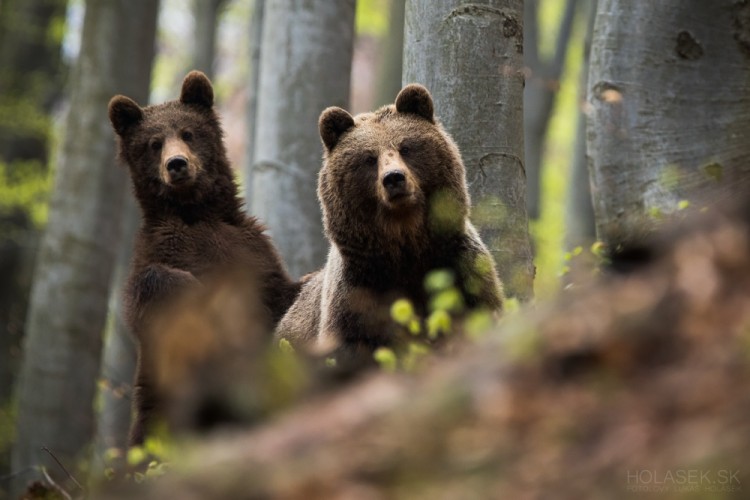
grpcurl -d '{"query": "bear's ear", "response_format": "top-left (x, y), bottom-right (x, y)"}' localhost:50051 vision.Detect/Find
top-left (319, 107), bottom-right (355, 151)
top-left (180, 70), bottom-right (214, 108)
top-left (395, 84), bottom-right (434, 123)
top-left (108, 96), bottom-right (144, 136)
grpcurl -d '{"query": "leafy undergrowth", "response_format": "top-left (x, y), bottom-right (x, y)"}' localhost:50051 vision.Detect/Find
top-left (77, 204), bottom-right (750, 499)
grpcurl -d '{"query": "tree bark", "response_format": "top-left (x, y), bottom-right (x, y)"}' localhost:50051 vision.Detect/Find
top-left (11, 0), bottom-right (158, 495)
top-left (564, 0), bottom-right (596, 250)
top-left (403, 0), bottom-right (534, 301)
top-left (92, 1), bottom-right (159, 472)
top-left (250, 0), bottom-right (356, 278)
top-left (191, 0), bottom-right (226, 79)
top-left (523, 0), bottom-right (578, 220)
top-left (242, 0), bottom-right (265, 201)
top-left (374, 0), bottom-right (406, 107)
top-left (587, 0), bottom-right (750, 247)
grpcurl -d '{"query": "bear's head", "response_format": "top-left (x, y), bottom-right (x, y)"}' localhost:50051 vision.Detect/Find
top-left (109, 71), bottom-right (232, 208)
top-left (317, 84), bottom-right (470, 252)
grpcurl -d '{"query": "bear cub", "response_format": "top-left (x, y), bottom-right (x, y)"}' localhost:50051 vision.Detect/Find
top-left (109, 71), bottom-right (299, 444)
top-left (277, 84), bottom-right (503, 368)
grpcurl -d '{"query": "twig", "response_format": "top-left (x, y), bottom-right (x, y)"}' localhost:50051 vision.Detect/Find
top-left (40, 466), bottom-right (73, 500)
top-left (41, 446), bottom-right (84, 492)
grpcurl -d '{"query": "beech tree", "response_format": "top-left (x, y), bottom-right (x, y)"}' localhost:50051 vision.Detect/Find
top-left (242, 0), bottom-right (265, 198)
top-left (11, 0), bottom-right (159, 495)
top-left (191, 0), bottom-right (227, 79)
top-left (587, 0), bottom-right (750, 246)
top-left (523, 0), bottom-right (579, 221)
top-left (564, 0), bottom-right (596, 251)
top-left (249, 0), bottom-right (356, 278)
top-left (93, 2), bottom-right (159, 472)
top-left (403, 0), bottom-right (534, 301)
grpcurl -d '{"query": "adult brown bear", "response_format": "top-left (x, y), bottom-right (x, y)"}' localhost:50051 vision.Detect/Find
top-left (277, 84), bottom-right (503, 369)
top-left (109, 71), bottom-right (299, 444)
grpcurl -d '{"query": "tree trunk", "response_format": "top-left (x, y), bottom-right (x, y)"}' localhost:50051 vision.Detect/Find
top-left (191, 0), bottom-right (226, 79)
top-left (523, 0), bottom-right (578, 220)
top-left (250, 0), bottom-right (356, 278)
top-left (11, 0), bottom-right (158, 495)
top-left (587, 0), bottom-right (750, 247)
top-left (92, 1), bottom-right (159, 472)
top-left (374, 0), bottom-right (406, 108)
top-left (564, 0), bottom-right (596, 250)
top-left (0, 1), bottom-right (68, 478)
top-left (403, 0), bottom-right (534, 301)
top-left (242, 0), bottom-right (265, 201)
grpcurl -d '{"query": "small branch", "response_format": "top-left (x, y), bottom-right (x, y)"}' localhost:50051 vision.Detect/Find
top-left (40, 467), bottom-right (73, 500)
top-left (41, 446), bottom-right (84, 492)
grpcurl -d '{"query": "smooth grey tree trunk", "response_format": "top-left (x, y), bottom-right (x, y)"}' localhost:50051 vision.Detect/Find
top-left (92, 1), bottom-right (158, 474)
top-left (587, 0), bottom-right (750, 247)
top-left (11, 0), bottom-right (158, 496)
top-left (374, 0), bottom-right (405, 107)
top-left (564, 0), bottom-right (596, 250)
top-left (250, 0), bottom-right (356, 278)
top-left (403, 0), bottom-right (534, 301)
top-left (523, 0), bottom-right (578, 220)
top-left (191, 0), bottom-right (226, 79)
top-left (243, 0), bottom-right (265, 202)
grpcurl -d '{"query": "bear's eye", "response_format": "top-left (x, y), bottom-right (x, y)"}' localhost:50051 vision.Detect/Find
top-left (181, 130), bottom-right (193, 142)
top-left (150, 139), bottom-right (162, 151)
top-left (363, 155), bottom-right (377, 166)
top-left (399, 145), bottom-right (411, 156)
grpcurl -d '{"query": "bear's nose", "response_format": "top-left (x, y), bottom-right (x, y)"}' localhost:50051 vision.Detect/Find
top-left (383, 170), bottom-right (406, 189)
top-left (382, 170), bottom-right (406, 194)
top-left (166, 155), bottom-right (188, 179)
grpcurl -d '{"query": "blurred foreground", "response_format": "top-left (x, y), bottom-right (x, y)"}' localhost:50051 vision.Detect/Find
top-left (41, 203), bottom-right (747, 499)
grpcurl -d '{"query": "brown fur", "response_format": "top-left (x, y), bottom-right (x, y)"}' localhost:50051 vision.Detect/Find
top-left (108, 71), bottom-right (299, 444)
top-left (277, 84), bottom-right (503, 370)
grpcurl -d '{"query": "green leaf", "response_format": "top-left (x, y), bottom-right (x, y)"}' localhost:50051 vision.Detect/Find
top-left (424, 269), bottom-right (455, 293)
top-left (278, 338), bottom-right (295, 354)
top-left (430, 287), bottom-right (464, 313)
top-left (127, 447), bottom-right (146, 466)
top-left (373, 347), bottom-right (397, 372)
top-left (465, 310), bottom-right (494, 339)
top-left (426, 310), bottom-right (451, 339)
top-left (390, 298), bottom-right (414, 325)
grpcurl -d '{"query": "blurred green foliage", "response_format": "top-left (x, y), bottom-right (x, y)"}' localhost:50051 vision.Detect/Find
top-left (356, 0), bottom-right (389, 36)
top-left (530, 0), bottom-right (587, 299)
top-left (0, 160), bottom-right (51, 229)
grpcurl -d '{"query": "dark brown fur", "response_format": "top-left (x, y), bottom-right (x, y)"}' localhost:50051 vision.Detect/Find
top-left (277, 84), bottom-right (503, 369)
top-left (108, 71), bottom-right (299, 444)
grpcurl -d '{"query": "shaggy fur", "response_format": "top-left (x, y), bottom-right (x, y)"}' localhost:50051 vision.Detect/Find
top-left (109, 71), bottom-right (299, 444)
top-left (277, 84), bottom-right (503, 369)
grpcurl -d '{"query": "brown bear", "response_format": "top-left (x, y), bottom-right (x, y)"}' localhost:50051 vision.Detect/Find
top-left (277, 84), bottom-right (503, 369)
top-left (108, 71), bottom-right (299, 444)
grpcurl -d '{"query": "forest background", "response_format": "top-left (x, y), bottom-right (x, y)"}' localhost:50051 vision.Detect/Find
top-left (2, 0), bottom-right (748, 497)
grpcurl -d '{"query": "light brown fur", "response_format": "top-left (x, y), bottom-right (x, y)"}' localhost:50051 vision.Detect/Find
top-left (277, 84), bottom-right (503, 370)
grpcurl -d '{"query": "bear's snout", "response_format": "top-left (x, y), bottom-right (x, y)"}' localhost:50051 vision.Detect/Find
top-left (382, 170), bottom-right (408, 200)
top-left (167, 155), bottom-right (189, 181)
